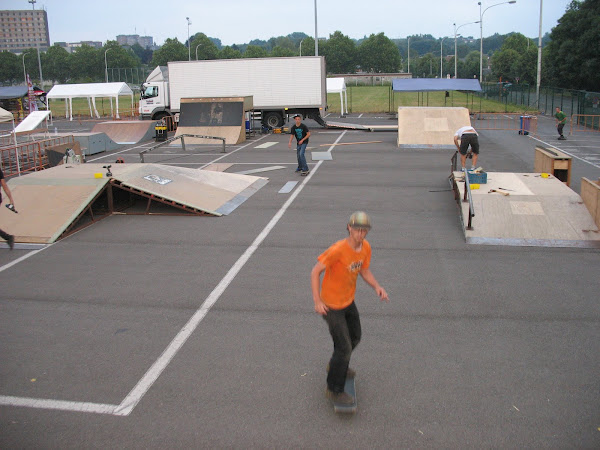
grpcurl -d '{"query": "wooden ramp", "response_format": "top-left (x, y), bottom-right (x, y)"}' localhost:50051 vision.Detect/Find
top-left (1, 164), bottom-right (267, 244)
top-left (451, 171), bottom-right (600, 248)
top-left (91, 121), bottom-right (155, 144)
top-left (174, 97), bottom-right (252, 145)
top-left (398, 107), bottom-right (471, 148)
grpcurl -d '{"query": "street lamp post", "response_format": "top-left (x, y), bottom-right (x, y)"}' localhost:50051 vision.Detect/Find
top-left (440, 37), bottom-right (447, 78)
top-left (453, 21), bottom-right (479, 78)
top-left (479, 1), bottom-right (516, 82)
top-left (186, 17), bottom-right (192, 61)
top-left (195, 43), bottom-right (202, 60)
top-left (536, 0), bottom-right (543, 107)
top-left (104, 48), bottom-right (111, 83)
top-left (314, 0), bottom-right (318, 56)
top-left (407, 37), bottom-right (410, 74)
top-left (28, 0), bottom-right (44, 90)
top-left (299, 38), bottom-right (304, 56)
top-left (22, 53), bottom-right (27, 85)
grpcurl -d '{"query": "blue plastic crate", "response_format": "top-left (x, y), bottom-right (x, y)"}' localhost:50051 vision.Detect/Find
top-left (467, 171), bottom-right (487, 184)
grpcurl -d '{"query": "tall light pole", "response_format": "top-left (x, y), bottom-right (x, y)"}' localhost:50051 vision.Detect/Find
top-left (22, 53), bottom-right (27, 85)
top-left (454, 21), bottom-right (479, 78)
top-left (536, 0), bottom-right (543, 108)
top-left (314, 0), bottom-right (318, 56)
top-left (299, 38), bottom-right (305, 56)
top-left (440, 37), bottom-right (447, 78)
top-left (104, 48), bottom-right (111, 83)
top-left (479, 1), bottom-right (516, 82)
top-left (28, 0), bottom-right (44, 90)
top-left (407, 37), bottom-right (410, 74)
top-left (195, 43), bottom-right (202, 60)
top-left (186, 17), bottom-right (192, 61)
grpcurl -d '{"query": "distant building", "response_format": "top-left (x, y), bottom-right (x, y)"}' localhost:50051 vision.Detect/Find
top-left (0, 9), bottom-right (50, 53)
top-left (116, 34), bottom-right (154, 49)
top-left (55, 41), bottom-right (103, 53)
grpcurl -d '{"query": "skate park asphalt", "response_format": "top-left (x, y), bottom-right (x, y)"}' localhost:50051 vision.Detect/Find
top-left (1, 112), bottom-right (599, 448)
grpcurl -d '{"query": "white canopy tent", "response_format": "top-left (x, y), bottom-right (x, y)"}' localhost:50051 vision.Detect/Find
top-left (0, 106), bottom-right (17, 146)
top-left (327, 77), bottom-right (348, 116)
top-left (46, 82), bottom-right (134, 121)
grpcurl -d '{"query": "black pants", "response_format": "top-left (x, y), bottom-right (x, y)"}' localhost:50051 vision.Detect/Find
top-left (0, 228), bottom-right (10, 241)
top-left (557, 122), bottom-right (565, 137)
top-left (323, 301), bottom-right (361, 393)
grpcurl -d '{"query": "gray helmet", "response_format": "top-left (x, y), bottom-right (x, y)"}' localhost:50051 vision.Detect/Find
top-left (348, 211), bottom-right (372, 229)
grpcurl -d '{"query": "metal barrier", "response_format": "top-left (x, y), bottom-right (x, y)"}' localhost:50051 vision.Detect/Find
top-left (139, 134), bottom-right (226, 163)
top-left (463, 169), bottom-right (475, 230)
top-left (0, 135), bottom-right (75, 177)
top-left (570, 115), bottom-right (600, 134)
top-left (473, 113), bottom-right (538, 136)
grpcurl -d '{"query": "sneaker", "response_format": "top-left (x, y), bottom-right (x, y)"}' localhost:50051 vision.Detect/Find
top-left (326, 389), bottom-right (354, 405)
top-left (7, 235), bottom-right (14, 250)
top-left (300, 170), bottom-right (309, 176)
top-left (294, 168), bottom-right (301, 172)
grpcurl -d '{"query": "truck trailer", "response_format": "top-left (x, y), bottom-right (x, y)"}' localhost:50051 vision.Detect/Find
top-left (139, 56), bottom-right (327, 128)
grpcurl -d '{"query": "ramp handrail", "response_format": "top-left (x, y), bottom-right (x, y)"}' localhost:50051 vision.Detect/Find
top-left (463, 168), bottom-right (475, 230)
top-left (139, 134), bottom-right (226, 163)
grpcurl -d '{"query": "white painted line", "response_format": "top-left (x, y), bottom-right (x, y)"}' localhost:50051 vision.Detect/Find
top-left (278, 181), bottom-right (298, 193)
top-left (311, 152), bottom-right (333, 161)
top-left (358, 114), bottom-right (363, 118)
top-left (254, 142), bottom-right (278, 149)
top-left (0, 395), bottom-right (118, 415)
top-left (235, 165), bottom-right (285, 175)
top-left (529, 136), bottom-right (600, 169)
top-left (0, 245), bottom-right (52, 274)
top-left (113, 129), bottom-right (347, 417)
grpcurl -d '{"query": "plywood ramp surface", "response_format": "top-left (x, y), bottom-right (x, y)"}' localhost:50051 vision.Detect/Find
top-left (398, 107), bottom-right (471, 148)
top-left (1, 164), bottom-right (267, 244)
top-left (175, 125), bottom-right (245, 145)
top-left (91, 121), bottom-right (155, 144)
top-left (453, 172), bottom-right (600, 247)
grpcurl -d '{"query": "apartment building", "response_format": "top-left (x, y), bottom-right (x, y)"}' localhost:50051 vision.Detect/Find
top-left (0, 9), bottom-right (50, 53)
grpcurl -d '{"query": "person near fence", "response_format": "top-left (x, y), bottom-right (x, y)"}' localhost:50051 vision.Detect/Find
top-left (555, 107), bottom-right (567, 140)
top-left (453, 126), bottom-right (480, 169)
top-left (288, 114), bottom-right (310, 176)
top-left (0, 168), bottom-right (16, 250)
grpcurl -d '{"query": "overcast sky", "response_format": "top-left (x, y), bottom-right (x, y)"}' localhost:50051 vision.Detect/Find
top-left (4, 0), bottom-right (572, 46)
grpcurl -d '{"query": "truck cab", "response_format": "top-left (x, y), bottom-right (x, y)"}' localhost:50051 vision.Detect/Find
top-left (139, 66), bottom-right (170, 120)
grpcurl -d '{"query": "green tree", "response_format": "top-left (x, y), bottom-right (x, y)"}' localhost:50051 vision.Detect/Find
top-left (190, 33), bottom-right (219, 60)
top-left (271, 46), bottom-right (296, 57)
top-left (461, 51), bottom-right (481, 79)
top-left (70, 44), bottom-right (101, 82)
top-left (299, 37), bottom-right (315, 56)
top-left (0, 51), bottom-right (22, 84)
top-left (357, 33), bottom-right (400, 72)
top-left (219, 46), bottom-right (242, 59)
top-left (131, 43), bottom-right (153, 65)
top-left (243, 45), bottom-right (269, 58)
top-left (545, 0), bottom-right (600, 90)
top-left (44, 44), bottom-right (71, 84)
top-left (321, 31), bottom-right (356, 74)
top-left (151, 38), bottom-right (187, 66)
top-left (491, 48), bottom-right (520, 81)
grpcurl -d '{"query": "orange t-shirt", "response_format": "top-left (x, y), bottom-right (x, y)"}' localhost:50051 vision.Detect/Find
top-left (318, 238), bottom-right (371, 310)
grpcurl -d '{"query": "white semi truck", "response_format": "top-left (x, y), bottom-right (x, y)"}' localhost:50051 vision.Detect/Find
top-left (139, 56), bottom-right (327, 128)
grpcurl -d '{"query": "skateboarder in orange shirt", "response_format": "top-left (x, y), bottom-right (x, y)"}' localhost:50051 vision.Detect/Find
top-left (310, 211), bottom-right (389, 405)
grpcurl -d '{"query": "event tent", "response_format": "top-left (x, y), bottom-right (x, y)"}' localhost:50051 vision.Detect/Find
top-left (0, 106), bottom-right (17, 147)
top-left (46, 82), bottom-right (134, 120)
top-left (327, 77), bottom-right (348, 116)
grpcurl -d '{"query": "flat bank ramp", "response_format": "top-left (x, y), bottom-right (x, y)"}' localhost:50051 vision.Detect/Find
top-left (398, 107), bottom-right (471, 148)
top-left (1, 164), bottom-right (267, 244)
top-left (452, 171), bottom-right (600, 248)
top-left (91, 121), bottom-right (155, 144)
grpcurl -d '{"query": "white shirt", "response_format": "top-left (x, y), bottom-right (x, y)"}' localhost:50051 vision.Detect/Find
top-left (455, 126), bottom-right (478, 138)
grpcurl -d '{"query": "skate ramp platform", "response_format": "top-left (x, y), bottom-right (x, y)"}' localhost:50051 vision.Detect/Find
top-left (451, 171), bottom-right (600, 248)
top-left (174, 97), bottom-right (252, 145)
top-left (1, 163), bottom-right (268, 244)
top-left (91, 121), bottom-right (156, 144)
top-left (398, 107), bottom-right (471, 149)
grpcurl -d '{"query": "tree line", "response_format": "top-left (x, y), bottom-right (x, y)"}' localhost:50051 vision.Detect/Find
top-left (0, 0), bottom-right (596, 91)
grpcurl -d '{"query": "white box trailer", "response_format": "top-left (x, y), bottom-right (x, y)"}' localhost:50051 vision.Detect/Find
top-left (139, 56), bottom-right (327, 128)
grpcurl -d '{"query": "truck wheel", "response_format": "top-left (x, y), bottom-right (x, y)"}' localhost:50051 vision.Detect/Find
top-left (263, 112), bottom-right (283, 128)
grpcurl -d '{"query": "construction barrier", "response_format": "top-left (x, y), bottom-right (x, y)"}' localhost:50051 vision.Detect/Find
top-left (570, 114), bottom-right (600, 134)
top-left (474, 112), bottom-right (538, 136)
top-left (0, 135), bottom-right (74, 177)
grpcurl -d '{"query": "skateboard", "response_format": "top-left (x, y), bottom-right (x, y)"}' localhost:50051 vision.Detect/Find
top-left (331, 375), bottom-right (357, 414)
